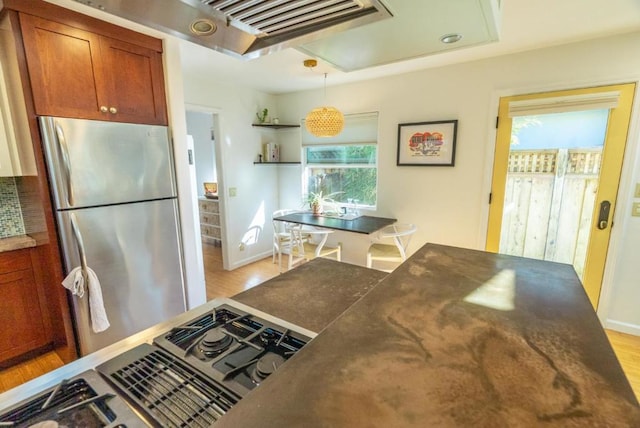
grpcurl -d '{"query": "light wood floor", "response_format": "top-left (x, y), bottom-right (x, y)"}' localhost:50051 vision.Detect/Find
top-left (203, 242), bottom-right (281, 300)
top-left (607, 329), bottom-right (640, 400)
top-left (0, 351), bottom-right (65, 394)
top-left (1, 243), bottom-right (638, 402)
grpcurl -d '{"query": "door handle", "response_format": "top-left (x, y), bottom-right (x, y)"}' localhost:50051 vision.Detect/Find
top-left (55, 121), bottom-right (74, 207)
top-left (597, 200), bottom-right (611, 230)
top-left (70, 213), bottom-right (89, 282)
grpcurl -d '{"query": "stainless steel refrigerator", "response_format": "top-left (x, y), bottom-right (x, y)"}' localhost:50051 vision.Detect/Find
top-left (39, 116), bottom-right (186, 356)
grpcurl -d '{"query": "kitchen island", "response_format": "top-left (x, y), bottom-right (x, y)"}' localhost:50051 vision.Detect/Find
top-left (217, 243), bottom-right (640, 427)
top-left (1, 244), bottom-right (638, 426)
top-left (232, 258), bottom-right (386, 333)
top-left (0, 258), bottom-right (386, 412)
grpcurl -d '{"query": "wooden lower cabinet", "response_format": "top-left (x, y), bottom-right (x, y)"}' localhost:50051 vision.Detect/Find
top-left (0, 248), bottom-right (49, 364)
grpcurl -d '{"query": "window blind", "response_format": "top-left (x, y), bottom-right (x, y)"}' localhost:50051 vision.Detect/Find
top-left (508, 91), bottom-right (620, 117)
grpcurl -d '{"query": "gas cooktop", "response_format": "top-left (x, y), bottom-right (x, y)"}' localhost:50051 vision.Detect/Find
top-left (96, 302), bottom-right (315, 427)
top-left (0, 369), bottom-right (147, 427)
top-left (152, 303), bottom-right (312, 397)
top-left (0, 301), bottom-right (316, 428)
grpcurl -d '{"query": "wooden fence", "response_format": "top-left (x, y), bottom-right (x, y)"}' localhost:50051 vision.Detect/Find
top-left (499, 148), bottom-right (602, 279)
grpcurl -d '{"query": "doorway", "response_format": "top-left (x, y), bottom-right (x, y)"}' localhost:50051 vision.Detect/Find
top-left (185, 108), bottom-right (228, 277)
top-left (486, 83), bottom-right (635, 308)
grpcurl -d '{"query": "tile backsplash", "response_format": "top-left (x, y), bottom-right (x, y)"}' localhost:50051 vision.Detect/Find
top-left (0, 177), bottom-right (25, 238)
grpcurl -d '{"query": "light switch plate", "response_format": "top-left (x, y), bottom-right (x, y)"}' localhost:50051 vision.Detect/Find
top-left (635, 183), bottom-right (640, 198)
top-left (632, 202), bottom-right (640, 217)
top-left (229, 187), bottom-right (237, 197)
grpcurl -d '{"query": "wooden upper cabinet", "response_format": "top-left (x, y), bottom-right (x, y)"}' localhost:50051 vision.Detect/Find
top-left (19, 14), bottom-right (105, 120)
top-left (18, 13), bottom-right (167, 125)
top-left (99, 36), bottom-right (167, 125)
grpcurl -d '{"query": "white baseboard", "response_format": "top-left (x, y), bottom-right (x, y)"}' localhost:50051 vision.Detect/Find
top-left (605, 319), bottom-right (640, 336)
top-left (229, 250), bottom-right (273, 271)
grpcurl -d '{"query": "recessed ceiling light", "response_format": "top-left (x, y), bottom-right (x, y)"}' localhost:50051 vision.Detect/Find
top-left (190, 19), bottom-right (217, 36)
top-left (440, 33), bottom-right (463, 44)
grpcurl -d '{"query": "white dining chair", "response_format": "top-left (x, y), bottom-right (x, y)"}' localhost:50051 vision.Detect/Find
top-left (366, 223), bottom-right (417, 272)
top-left (272, 209), bottom-right (300, 272)
top-left (287, 225), bottom-right (341, 270)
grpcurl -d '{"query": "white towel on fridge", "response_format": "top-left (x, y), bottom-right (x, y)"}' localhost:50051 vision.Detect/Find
top-left (62, 266), bottom-right (110, 333)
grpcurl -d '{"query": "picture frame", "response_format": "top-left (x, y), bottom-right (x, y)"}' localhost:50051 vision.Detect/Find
top-left (397, 120), bottom-right (458, 166)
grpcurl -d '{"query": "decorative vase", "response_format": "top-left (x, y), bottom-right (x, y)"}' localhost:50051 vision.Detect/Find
top-left (311, 202), bottom-right (321, 215)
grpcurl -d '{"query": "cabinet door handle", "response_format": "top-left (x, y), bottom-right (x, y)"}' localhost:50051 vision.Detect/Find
top-left (100, 106), bottom-right (108, 113)
top-left (54, 121), bottom-right (74, 206)
top-left (70, 212), bottom-right (89, 282)
top-left (109, 107), bottom-right (117, 114)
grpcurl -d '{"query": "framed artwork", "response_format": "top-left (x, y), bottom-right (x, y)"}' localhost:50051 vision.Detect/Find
top-left (397, 120), bottom-right (458, 166)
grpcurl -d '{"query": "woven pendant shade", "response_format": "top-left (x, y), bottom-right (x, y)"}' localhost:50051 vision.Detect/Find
top-left (305, 106), bottom-right (345, 137)
top-left (303, 61), bottom-right (344, 137)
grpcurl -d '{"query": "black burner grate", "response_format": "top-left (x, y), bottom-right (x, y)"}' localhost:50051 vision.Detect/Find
top-left (164, 309), bottom-right (264, 350)
top-left (152, 304), bottom-right (312, 398)
top-left (165, 312), bottom-right (219, 349)
top-left (0, 378), bottom-right (115, 427)
top-left (98, 344), bottom-right (240, 428)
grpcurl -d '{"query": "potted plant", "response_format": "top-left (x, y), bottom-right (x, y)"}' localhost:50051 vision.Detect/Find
top-left (307, 191), bottom-right (323, 215)
top-left (306, 190), bottom-right (343, 215)
top-left (256, 108), bottom-right (268, 124)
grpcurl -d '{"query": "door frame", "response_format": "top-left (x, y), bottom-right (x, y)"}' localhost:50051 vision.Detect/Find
top-left (185, 103), bottom-right (230, 271)
top-left (479, 78), bottom-right (640, 322)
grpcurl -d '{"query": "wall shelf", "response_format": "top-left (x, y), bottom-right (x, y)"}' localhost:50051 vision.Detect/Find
top-left (252, 123), bottom-right (300, 129)
top-left (253, 161), bottom-right (301, 165)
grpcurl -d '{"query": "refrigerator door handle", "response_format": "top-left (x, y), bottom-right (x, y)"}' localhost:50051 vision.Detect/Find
top-left (70, 212), bottom-right (88, 281)
top-left (55, 121), bottom-right (74, 206)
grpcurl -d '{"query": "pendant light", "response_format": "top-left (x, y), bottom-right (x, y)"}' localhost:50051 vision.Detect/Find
top-left (304, 59), bottom-right (344, 137)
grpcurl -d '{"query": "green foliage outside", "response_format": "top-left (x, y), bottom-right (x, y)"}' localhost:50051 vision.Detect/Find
top-left (306, 145), bottom-right (377, 206)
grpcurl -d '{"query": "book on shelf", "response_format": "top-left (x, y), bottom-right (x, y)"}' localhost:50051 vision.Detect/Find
top-left (263, 143), bottom-right (280, 162)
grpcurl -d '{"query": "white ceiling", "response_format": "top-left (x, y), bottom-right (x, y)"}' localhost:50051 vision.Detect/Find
top-left (179, 0), bottom-right (640, 94)
top-left (297, 0), bottom-right (500, 72)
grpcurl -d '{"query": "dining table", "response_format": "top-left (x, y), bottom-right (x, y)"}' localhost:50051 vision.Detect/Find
top-left (273, 211), bottom-right (397, 234)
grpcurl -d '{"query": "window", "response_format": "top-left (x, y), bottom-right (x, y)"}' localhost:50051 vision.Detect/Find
top-left (304, 145), bottom-right (377, 206)
top-left (302, 112), bottom-right (379, 208)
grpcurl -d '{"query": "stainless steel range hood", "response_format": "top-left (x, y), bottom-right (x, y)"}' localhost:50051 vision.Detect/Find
top-left (74, 0), bottom-right (393, 59)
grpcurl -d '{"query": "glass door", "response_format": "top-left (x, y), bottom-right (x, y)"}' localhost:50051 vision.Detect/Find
top-left (487, 83), bottom-right (635, 308)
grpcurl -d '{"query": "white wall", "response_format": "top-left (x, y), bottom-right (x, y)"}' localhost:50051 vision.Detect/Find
top-left (276, 31), bottom-right (640, 333)
top-left (181, 70), bottom-right (280, 269)
top-left (163, 38), bottom-right (207, 309)
top-left (599, 119), bottom-right (640, 335)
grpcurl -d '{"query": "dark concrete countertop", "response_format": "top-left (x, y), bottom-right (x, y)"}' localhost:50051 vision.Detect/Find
top-left (217, 243), bottom-right (640, 427)
top-left (232, 258), bottom-right (387, 333)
